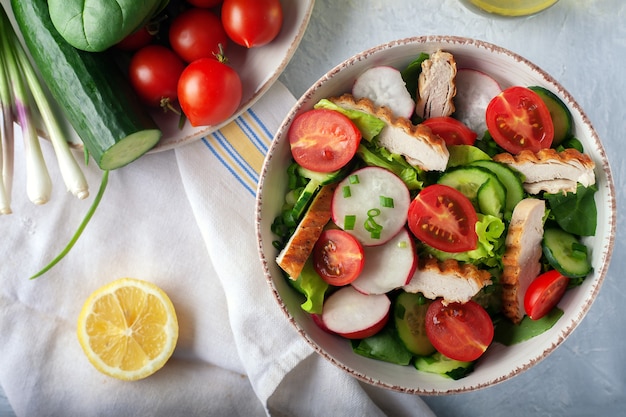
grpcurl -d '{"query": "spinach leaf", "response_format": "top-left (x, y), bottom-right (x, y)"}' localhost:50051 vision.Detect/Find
top-left (493, 308), bottom-right (564, 346)
top-left (48, 0), bottom-right (168, 52)
top-left (544, 183), bottom-right (597, 236)
top-left (352, 326), bottom-right (413, 365)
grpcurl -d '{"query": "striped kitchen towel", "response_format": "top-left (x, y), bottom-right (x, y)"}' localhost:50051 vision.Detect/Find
top-left (174, 81), bottom-right (435, 417)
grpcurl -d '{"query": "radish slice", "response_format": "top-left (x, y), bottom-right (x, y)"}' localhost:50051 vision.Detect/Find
top-left (351, 228), bottom-right (417, 295)
top-left (454, 68), bottom-right (502, 135)
top-left (352, 66), bottom-right (415, 119)
top-left (332, 166), bottom-right (410, 246)
top-left (321, 286), bottom-right (390, 339)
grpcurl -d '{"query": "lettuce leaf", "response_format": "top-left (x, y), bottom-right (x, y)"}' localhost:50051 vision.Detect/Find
top-left (357, 143), bottom-right (424, 190)
top-left (314, 99), bottom-right (385, 141)
top-left (290, 258), bottom-right (328, 315)
top-left (425, 214), bottom-right (506, 268)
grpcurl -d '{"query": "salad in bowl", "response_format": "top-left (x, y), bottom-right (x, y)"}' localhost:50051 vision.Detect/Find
top-left (255, 36), bottom-right (615, 394)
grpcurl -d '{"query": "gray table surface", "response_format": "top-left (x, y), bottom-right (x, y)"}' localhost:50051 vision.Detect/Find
top-left (2, 0), bottom-right (625, 415)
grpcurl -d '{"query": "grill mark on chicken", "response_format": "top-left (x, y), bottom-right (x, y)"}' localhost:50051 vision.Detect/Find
top-left (493, 148), bottom-right (595, 194)
top-left (276, 184), bottom-right (337, 279)
top-left (329, 94), bottom-right (449, 171)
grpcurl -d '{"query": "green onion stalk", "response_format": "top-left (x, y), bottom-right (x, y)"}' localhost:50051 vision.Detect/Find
top-left (0, 49), bottom-right (13, 214)
top-left (0, 8), bottom-right (51, 205)
top-left (1, 5), bottom-right (88, 202)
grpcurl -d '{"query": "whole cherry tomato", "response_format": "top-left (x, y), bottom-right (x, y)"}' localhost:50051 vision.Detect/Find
top-left (221, 0), bottom-right (283, 48)
top-left (169, 8), bottom-right (229, 63)
top-left (115, 26), bottom-right (154, 51)
top-left (128, 45), bottom-right (185, 109)
top-left (178, 57), bottom-right (242, 126)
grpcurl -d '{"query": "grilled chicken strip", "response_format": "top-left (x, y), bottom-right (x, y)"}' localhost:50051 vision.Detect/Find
top-left (276, 184), bottom-right (337, 279)
top-left (415, 49), bottom-right (457, 119)
top-left (501, 198), bottom-right (546, 324)
top-left (493, 148), bottom-right (595, 194)
top-left (329, 94), bottom-right (449, 171)
top-left (403, 257), bottom-right (492, 305)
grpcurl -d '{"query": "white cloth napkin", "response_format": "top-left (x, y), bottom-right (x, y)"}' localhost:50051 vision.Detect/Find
top-left (0, 81), bottom-right (435, 416)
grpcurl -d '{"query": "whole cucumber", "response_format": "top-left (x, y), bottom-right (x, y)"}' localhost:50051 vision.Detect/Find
top-left (11, 0), bottom-right (162, 170)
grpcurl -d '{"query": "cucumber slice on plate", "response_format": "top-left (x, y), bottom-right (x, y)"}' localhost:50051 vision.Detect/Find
top-left (529, 86), bottom-right (573, 146)
top-left (542, 227), bottom-right (592, 278)
top-left (470, 159), bottom-right (525, 220)
top-left (437, 166), bottom-right (506, 218)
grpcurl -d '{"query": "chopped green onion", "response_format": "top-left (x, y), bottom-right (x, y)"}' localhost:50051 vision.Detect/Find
top-left (342, 185), bottom-right (351, 198)
top-left (380, 195), bottom-right (394, 208)
top-left (349, 174), bottom-right (360, 184)
top-left (30, 170), bottom-right (109, 279)
top-left (344, 214), bottom-right (356, 230)
top-left (364, 208), bottom-right (383, 239)
top-left (397, 240), bottom-right (407, 249)
top-left (571, 242), bottom-right (588, 259)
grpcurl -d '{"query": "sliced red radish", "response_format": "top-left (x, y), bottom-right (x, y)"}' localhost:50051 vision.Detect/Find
top-left (311, 313), bottom-right (334, 334)
top-left (453, 68), bottom-right (502, 135)
top-left (352, 66), bottom-right (415, 119)
top-left (332, 166), bottom-right (410, 246)
top-left (351, 228), bottom-right (417, 295)
top-left (322, 286), bottom-right (390, 339)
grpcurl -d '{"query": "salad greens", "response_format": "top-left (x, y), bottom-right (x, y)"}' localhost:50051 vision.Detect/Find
top-left (273, 52), bottom-right (599, 379)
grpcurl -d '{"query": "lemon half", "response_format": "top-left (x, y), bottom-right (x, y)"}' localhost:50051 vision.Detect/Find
top-left (77, 278), bottom-right (179, 381)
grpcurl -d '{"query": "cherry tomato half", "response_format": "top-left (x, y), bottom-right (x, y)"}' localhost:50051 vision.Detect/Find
top-left (288, 109), bottom-right (361, 173)
top-left (485, 86), bottom-right (554, 154)
top-left (169, 8), bottom-right (229, 63)
top-left (178, 58), bottom-right (242, 126)
top-left (421, 116), bottom-right (478, 146)
top-left (129, 45), bottom-right (186, 108)
top-left (221, 0), bottom-right (283, 48)
top-left (524, 270), bottom-right (570, 320)
top-left (407, 184), bottom-right (478, 253)
top-left (313, 229), bottom-right (365, 286)
top-left (425, 299), bottom-right (494, 362)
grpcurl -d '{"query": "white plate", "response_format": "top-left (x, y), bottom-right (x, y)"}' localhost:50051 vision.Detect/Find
top-left (1, 0), bottom-right (315, 152)
top-left (150, 0), bottom-right (315, 152)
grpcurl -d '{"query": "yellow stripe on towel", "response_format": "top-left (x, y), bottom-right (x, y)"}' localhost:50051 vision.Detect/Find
top-left (202, 108), bottom-right (273, 196)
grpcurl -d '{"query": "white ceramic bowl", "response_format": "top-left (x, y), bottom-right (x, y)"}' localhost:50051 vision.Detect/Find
top-left (255, 36), bottom-right (616, 394)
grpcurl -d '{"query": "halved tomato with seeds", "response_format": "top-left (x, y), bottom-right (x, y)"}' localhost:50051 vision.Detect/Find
top-left (425, 298), bottom-right (494, 362)
top-left (485, 86), bottom-right (554, 154)
top-left (421, 116), bottom-right (477, 146)
top-left (313, 229), bottom-right (365, 286)
top-left (288, 109), bottom-right (361, 173)
top-left (407, 184), bottom-right (478, 253)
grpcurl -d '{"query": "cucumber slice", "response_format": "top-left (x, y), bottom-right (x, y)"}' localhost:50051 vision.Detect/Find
top-left (529, 86), bottom-right (573, 146)
top-left (437, 166), bottom-right (506, 217)
top-left (470, 160), bottom-right (525, 220)
top-left (414, 351), bottom-right (474, 380)
top-left (542, 228), bottom-right (592, 278)
top-left (477, 178), bottom-right (506, 217)
top-left (393, 292), bottom-right (435, 356)
top-left (291, 180), bottom-right (321, 221)
top-left (297, 165), bottom-right (346, 185)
